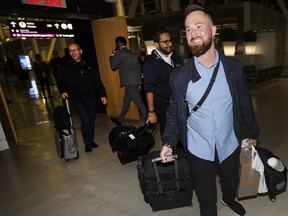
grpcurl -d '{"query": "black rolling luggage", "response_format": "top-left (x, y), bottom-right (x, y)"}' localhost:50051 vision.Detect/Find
top-left (137, 149), bottom-right (193, 212)
top-left (54, 99), bottom-right (79, 161)
top-left (108, 124), bottom-right (155, 165)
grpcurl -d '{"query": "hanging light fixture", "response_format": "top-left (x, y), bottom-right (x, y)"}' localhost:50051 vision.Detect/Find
top-left (105, 0), bottom-right (117, 4)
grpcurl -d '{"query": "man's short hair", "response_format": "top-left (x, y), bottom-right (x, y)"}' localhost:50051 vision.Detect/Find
top-left (115, 36), bottom-right (127, 45)
top-left (152, 27), bottom-right (170, 42)
top-left (68, 42), bottom-right (81, 49)
top-left (185, 4), bottom-right (213, 24)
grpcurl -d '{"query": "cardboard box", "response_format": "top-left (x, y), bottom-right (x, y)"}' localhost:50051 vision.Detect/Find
top-left (237, 147), bottom-right (260, 198)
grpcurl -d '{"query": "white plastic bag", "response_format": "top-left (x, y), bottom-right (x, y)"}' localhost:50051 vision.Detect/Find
top-left (251, 145), bottom-right (268, 193)
top-left (241, 138), bottom-right (268, 193)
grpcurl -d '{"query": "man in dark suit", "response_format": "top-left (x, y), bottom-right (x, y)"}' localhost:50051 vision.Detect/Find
top-left (109, 36), bottom-right (148, 126)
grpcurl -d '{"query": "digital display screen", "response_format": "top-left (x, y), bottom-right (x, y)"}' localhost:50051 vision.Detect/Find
top-left (19, 55), bottom-right (32, 70)
top-left (8, 20), bottom-right (74, 38)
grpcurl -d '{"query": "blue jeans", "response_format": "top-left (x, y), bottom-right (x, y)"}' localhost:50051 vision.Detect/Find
top-left (71, 98), bottom-right (96, 146)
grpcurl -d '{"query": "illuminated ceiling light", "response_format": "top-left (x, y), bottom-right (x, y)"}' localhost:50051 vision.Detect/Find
top-left (127, 25), bottom-right (142, 32)
top-left (105, 0), bottom-right (117, 4)
top-left (222, 42), bottom-right (236, 56)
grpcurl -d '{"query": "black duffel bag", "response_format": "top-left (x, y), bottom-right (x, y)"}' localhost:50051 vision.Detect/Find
top-left (109, 124), bottom-right (155, 165)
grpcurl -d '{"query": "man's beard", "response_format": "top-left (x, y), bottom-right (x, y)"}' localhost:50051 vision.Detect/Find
top-left (159, 46), bottom-right (172, 55)
top-left (190, 36), bottom-right (212, 57)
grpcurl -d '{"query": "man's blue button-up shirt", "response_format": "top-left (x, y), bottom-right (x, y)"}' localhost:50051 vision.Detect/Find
top-left (185, 51), bottom-right (238, 163)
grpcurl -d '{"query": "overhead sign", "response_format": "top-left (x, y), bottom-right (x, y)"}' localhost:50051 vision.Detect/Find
top-left (8, 20), bottom-right (74, 38)
top-left (21, 0), bottom-right (67, 9)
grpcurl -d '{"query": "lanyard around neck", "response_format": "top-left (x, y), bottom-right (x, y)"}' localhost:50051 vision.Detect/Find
top-left (153, 50), bottom-right (174, 68)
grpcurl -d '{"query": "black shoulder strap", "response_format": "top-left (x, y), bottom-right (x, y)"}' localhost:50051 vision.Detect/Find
top-left (191, 60), bottom-right (220, 112)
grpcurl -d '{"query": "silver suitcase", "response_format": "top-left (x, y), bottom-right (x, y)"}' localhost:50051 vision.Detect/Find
top-left (54, 99), bottom-right (79, 161)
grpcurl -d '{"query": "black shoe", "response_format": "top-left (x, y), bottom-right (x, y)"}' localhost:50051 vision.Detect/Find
top-left (110, 116), bottom-right (121, 126)
top-left (221, 197), bottom-right (246, 216)
top-left (91, 142), bottom-right (99, 148)
top-left (85, 144), bottom-right (92, 153)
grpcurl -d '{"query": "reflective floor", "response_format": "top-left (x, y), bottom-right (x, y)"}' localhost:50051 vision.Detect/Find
top-left (0, 72), bottom-right (288, 216)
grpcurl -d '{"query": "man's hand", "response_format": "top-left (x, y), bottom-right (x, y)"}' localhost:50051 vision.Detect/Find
top-left (148, 112), bottom-right (157, 123)
top-left (248, 139), bottom-right (257, 148)
top-left (101, 97), bottom-right (107, 105)
top-left (160, 145), bottom-right (173, 163)
top-left (61, 92), bottom-right (68, 99)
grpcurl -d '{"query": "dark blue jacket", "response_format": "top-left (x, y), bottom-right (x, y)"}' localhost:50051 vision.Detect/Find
top-left (143, 50), bottom-right (182, 102)
top-left (162, 51), bottom-right (260, 148)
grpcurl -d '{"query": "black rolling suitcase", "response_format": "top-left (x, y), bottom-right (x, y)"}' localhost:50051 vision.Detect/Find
top-left (54, 98), bottom-right (79, 161)
top-left (109, 124), bottom-right (155, 165)
top-left (137, 149), bottom-right (193, 212)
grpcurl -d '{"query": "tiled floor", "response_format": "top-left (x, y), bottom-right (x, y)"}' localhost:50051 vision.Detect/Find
top-left (0, 72), bottom-right (287, 216)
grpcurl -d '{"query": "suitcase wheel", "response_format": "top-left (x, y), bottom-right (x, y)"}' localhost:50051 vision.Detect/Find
top-left (65, 151), bottom-right (80, 162)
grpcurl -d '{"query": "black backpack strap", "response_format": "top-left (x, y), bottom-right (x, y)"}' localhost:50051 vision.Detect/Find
top-left (190, 60), bottom-right (220, 113)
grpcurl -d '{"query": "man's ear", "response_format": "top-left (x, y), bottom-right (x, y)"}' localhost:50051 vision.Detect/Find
top-left (212, 25), bottom-right (217, 37)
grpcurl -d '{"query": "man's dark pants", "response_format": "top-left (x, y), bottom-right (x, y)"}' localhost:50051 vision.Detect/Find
top-left (154, 100), bottom-right (170, 139)
top-left (118, 85), bottom-right (148, 122)
top-left (188, 145), bottom-right (241, 216)
top-left (71, 98), bottom-right (96, 146)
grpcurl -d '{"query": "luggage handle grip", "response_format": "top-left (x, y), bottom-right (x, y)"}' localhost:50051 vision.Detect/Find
top-left (152, 154), bottom-right (178, 163)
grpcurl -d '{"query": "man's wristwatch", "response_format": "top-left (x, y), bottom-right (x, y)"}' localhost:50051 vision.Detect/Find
top-left (163, 143), bottom-right (173, 149)
top-left (148, 109), bottom-right (155, 113)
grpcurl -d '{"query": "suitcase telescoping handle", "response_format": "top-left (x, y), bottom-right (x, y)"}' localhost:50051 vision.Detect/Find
top-left (151, 155), bottom-right (180, 194)
top-left (64, 98), bottom-right (73, 127)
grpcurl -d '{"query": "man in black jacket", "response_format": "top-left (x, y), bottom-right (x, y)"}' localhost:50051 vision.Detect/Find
top-left (160, 5), bottom-right (259, 216)
top-left (143, 27), bottom-right (182, 138)
top-left (57, 42), bottom-right (107, 153)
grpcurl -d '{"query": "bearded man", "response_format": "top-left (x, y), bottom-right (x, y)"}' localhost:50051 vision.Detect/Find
top-left (160, 4), bottom-right (260, 216)
top-left (143, 27), bottom-right (182, 138)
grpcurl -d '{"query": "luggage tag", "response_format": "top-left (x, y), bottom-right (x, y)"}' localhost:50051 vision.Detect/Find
top-left (128, 133), bottom-right (136, 140)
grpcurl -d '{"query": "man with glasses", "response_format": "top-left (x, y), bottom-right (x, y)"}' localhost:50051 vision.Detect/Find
top-left (57, 42), bottom-right (107, 153)
top-left (143, 27), bottom-right (182, 139)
